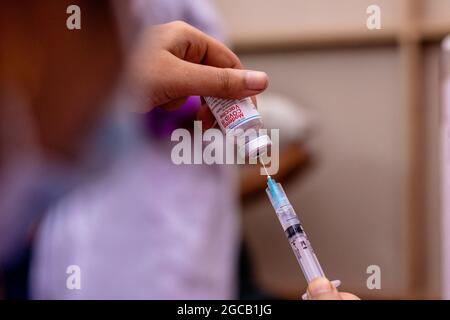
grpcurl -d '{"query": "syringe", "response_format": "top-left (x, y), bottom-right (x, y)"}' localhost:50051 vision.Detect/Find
top-left (264, 173), bottom-right (340, 296)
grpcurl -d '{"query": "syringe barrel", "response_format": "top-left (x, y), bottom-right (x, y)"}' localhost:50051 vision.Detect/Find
top-left (266, 183), bottom-right (325, 283)
top-left (286, 223), bottom-right (325, 282)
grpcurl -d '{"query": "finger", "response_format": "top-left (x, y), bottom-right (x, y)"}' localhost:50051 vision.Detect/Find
top-left (251, 95), bottom-right (257, 108)
top-left (174, 26), bottom-right (263, 100)
top-left (159, 97), bottom-right (188, 111)
top-left (171, 61), bottom-right (269, 100)
top-left (307, 277), bottom-right (342, 300)
top-left (339, 292), bottom-right (361, 300)
top-left (167, 21), bottom-right (243, 69)
top-left (197, 103), bottom-right (215, 130)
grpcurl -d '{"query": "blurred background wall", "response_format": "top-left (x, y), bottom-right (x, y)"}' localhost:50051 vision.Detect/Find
top-left (212, 0), bottom-right (450, 299)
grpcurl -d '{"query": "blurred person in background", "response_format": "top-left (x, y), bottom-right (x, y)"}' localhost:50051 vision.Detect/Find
top-left (0, 0), bottom-right (267, 299)
top-left (31, 0), bottom-right (241, 299)
top-left (0, 0), bottom-right (123, 297)
top-left (0, 0), bottom-right (357, 300)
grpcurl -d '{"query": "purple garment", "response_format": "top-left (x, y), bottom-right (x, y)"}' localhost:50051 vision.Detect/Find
top-left (31, 145), bottom-right (239, 299)
top-left (146, 96), bottom-right (201, 138)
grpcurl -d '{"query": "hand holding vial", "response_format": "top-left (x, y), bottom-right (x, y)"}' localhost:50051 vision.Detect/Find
top-left (126, 20), bottom-right (269, 125)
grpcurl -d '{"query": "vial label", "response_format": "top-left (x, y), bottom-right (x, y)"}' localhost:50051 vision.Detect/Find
top-left (204, 97), bottom-right (261, 132)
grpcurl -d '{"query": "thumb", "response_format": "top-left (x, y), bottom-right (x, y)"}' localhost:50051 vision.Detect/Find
top-left (174, 62), bottom-right (269, 99)
top-left (306, 277), bottom-right (342, 300)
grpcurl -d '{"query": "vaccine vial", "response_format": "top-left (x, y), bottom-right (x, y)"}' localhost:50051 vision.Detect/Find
top-left (204, 96), bottom-right (272, 159)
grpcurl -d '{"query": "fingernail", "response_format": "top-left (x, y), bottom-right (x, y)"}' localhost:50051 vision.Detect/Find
top-left (245, 71), bottom-right (268, 90)
top-left (308, 278), bottom-right (333, 297)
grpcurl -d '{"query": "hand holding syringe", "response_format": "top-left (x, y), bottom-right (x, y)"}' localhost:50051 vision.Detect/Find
top-left (262, 162), bottom-right (341, 299)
